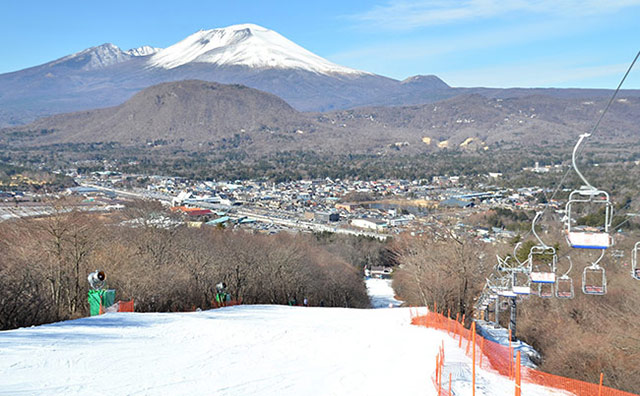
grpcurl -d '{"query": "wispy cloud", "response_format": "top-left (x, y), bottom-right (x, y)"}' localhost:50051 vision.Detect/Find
top-left (351, 0), bottom-right (640, 30)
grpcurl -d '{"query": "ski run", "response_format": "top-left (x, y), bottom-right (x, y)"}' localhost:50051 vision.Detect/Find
top-left (1, 279), bottom-right (568, 395)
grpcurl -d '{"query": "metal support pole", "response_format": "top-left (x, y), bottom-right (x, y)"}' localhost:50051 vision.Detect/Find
top-left (509, 296), bottom-right (517, 341)
top-left (495, 297), bottom-right (500, 325)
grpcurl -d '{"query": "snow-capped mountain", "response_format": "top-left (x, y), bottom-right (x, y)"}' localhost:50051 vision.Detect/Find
top-left (48, 43), bottom-right (133, 70)
top-left (47, 43), bottom-right (161, 71)
top-left (0, 23), bottom-right (455, 126)
top-left (147, 24), bottom-right (365, 75)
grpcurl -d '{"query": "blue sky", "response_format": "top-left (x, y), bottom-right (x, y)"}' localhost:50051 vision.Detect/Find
top-left (1, 0), bottom-right (639, 88)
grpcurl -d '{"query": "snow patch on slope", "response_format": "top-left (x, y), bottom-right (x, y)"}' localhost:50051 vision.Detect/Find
top-left (147, 23), bottom-right (366, 75)
top-left (49, 43), bottom-right (131, 70)
top-left (49, 43), bottom-right (160, 71)
top-left (126, 45), bottom-right (162, 57)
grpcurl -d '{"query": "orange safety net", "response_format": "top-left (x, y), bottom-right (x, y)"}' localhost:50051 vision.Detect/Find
top-left (211, 299), bottom-right (242, 309)
top-left (411, 309), bottom-right (639, 396)
top-left (117, 299), bottom-right (135, 312)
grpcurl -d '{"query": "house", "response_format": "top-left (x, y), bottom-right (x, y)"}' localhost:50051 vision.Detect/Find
top-left (364, 266), bottom-right (393, 279)
top-left (205, 216), bottom-right (231, 226)
top-left (315, 211), bottom-right (340, 222)
top-left (352, 218), bottom-right (387, 231)
top-left (440, 198), bottom-right (474, 208)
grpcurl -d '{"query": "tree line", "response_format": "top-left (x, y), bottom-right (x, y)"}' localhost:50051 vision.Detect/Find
top-left (0, 203), bottom-right (371, 330)
top-left (391, 226), bottom-right (640, 393)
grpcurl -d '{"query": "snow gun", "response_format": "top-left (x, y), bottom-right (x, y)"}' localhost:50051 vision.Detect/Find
top-left (88, 270), bottom-right (106, 290)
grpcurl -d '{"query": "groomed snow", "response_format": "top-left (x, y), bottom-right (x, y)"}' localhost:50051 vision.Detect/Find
top-left (147, 23), bottom-right (367, 75)
top-left (366, 277), bottom-right (403, 308)
top-left (0, 280), bottom-right (571, 396)
top-left (0, 306), bottom-right (439, 395)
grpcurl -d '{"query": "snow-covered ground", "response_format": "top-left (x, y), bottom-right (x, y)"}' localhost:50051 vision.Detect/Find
top-left (0, 280), bottom-right (568, 396)
top-left (366, 277), bottom-right (403, 308)
top-left (1, 307), bottom-right (438, 396)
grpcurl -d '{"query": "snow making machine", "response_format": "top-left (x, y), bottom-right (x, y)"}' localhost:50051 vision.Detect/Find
top-left (87, 270), bottom-right (117, 316)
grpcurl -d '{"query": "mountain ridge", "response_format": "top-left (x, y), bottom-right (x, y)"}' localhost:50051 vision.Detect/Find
top-left (1, 23), bottom-right (640, 127)
top-left (4, 80), bottom-right (639, 156)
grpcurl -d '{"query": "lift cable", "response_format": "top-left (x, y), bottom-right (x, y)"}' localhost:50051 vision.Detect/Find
top-left (537, 51), bottom-right (640, 220)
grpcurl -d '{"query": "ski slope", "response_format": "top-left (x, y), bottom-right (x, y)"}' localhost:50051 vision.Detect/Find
top-left (366, 277), bottom-right (403, 308)
top-left (0, 280), bottom-right (567, 396)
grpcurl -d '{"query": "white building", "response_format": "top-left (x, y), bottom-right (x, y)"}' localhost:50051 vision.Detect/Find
top-left (351, 218), bottom-right (388, 231)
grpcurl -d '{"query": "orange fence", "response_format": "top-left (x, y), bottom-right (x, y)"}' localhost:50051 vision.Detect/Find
top-left (98, 299), bottom-right (135, 314)
top-left (117, 299), bottom-right (135, 312)
top-left (411, 308), bottom-right (638, 396)
top-left (211, 299), bottom-right (242, 309)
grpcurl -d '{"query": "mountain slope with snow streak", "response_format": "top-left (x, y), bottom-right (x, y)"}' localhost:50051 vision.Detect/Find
top-left (147, 23), bottom-right (366, 75)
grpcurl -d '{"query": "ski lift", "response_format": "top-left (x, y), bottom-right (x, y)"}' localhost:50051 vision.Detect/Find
top-left (565, 133), bottom-right (613, 249)
top-left (487, 274), bottom-right (510, 298)
top-left (632, 241), bottom-right (640, 280)
top-left (528, 212), bottom-right (557, 286)
top-left (505, 242), bottom-right (531, 296)
top-left (582, 250), bottom-right (607, 295)
top-left (495, 254), bottom-right (513, 273)
top-left (512, 270), bottom-right (531, 295)
top-left (537, 282), bottom-right (554, 298)
top-left (555, 256), bottom-right (575, 299)
top-left (498, 289), bottom-right (517, 298)
top-left (496, 273), bottom-right (518, 297)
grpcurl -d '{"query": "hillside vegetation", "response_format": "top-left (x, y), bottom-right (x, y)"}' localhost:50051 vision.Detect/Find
top-left (392, 230), bottom-right (640, 393)
top-left (0, 202), bottom-right (373, 330)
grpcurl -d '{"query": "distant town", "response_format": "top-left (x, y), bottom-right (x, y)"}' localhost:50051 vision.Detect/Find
top-left (0, 160), bottom-right (566, 243)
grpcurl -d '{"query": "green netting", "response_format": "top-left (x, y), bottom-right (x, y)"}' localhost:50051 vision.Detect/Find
top-left (88, 290), bottom-right (102, 316)
top-left (102, 290), bottom-right (116, 308)
top-left (88, 289), bottom-right (117, 316)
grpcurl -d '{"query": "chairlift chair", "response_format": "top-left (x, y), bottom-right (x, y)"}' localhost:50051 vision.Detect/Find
top-left (512, 269), bottom-right (531, 296)
top-left (556, 276), bottom-right (574, 299)
top-left (526, 212), bottom-right (557, 299)
top-left (582, 250), bottom-right (607, 295)
top-left (565, 133), bottom-right (614, 249)
top-left (632, 242), bottom-right (640, 280)
top-left (529, 245), bottom-right (557, 284)
top-left (555, 256), bottom-right (575, 299)
top-left (537, 283), bottom-right (555, 298)
top-left (493, 276), bottom-right (514, 297)
top-left (565, 190), bottom-right (614, 249)
top-left (498, 289), bottom-right (517, 298)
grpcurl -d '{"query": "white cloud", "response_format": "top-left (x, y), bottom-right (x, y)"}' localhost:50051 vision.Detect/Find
top-left (351, 0), bottom-right (640, 30)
